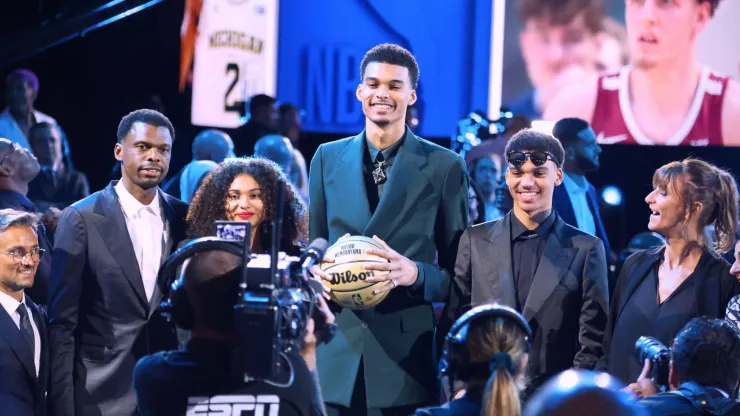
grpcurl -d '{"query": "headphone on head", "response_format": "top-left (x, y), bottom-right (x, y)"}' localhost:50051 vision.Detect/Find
top-left (158, 237), bottom-right (246, 330)
top-left (438, 303), bottom-right (532, 382)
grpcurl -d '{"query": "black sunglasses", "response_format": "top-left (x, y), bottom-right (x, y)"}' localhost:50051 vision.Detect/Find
top-left (506, 151), bottom-right (556, 168)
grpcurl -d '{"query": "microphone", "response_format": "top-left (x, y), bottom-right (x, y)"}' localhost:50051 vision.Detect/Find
top-left (301, 238), bottom-right (329, 296)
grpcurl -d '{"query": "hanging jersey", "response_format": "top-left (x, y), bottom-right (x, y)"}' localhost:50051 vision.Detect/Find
top-left (591, 65), bottom-right (729, 146)
top-left (191, 0), bottom-right (278, 128)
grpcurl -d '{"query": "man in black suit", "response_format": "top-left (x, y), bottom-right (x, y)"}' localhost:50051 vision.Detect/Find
top-left (443, 129), bottom-right (609, 396)
top-left (27, 122), bottom-right (90, 211)
top-left (309, 44), bottom-right (469, 415)
top-left (47, 109), bottom-right (188, 416)
top-left (551, 118), bottom-right (612, 265)
top-left (0, 209), bottom-right (48, 416)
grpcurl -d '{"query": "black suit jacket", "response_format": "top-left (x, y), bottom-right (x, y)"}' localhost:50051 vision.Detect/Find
top-left (309, 129), bottom-right (469, 408)
top-left (442, 212), bottom-right (609, 388)
top-left (47, 182), bottom-right (188, 416)
top-left (0, 296), bottom-right (49, 416)
top-left (27, 166), bottom-right (90, 210)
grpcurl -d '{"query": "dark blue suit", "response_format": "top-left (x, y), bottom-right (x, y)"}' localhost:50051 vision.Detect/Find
top-left (553, 181), bottom-right (614, 292)
top-left (553, 182), bottom-right (611, 258)
top-left (0, 296), bottom-right (48, 416)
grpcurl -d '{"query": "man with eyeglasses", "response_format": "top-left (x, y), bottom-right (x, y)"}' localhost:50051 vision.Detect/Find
top-left (0, 208), bottom-right (49, 416)
top-left (442, 128), bottom-right (609, 398)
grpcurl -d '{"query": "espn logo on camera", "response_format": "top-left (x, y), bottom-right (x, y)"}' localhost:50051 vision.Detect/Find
top-left (187, 394), bottom-right (280, 415)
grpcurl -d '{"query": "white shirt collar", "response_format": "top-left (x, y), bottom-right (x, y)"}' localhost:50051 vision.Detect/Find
top-left (563, 173), bottom-right (589, 193)
top-left (115, 180), bottom-right (161, 219)
top-left (0, 290), bottom-right (26, 318)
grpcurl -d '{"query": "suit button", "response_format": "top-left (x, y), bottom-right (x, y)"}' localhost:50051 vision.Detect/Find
top-left (361, 323), bottom-right (368, 329)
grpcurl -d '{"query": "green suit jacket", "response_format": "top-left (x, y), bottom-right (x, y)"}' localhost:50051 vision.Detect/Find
top-left (309, 129), bottom-right (469, 408)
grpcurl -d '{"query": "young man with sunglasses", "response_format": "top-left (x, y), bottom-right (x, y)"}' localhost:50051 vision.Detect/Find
top-left (442, 129), bottom-right (609, 398)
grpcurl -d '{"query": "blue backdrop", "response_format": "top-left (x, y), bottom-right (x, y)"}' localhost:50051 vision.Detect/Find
top-left (276, 0), bottom-right (494, 138)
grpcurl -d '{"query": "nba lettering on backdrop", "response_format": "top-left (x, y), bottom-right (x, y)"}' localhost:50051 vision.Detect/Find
top-left (187, 394), bottom-right (280, 416)
top-left (191, 0), bottom-right (278, 128)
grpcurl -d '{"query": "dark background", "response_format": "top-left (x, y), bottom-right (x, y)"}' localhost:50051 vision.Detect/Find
top-left (1, 0), bottom-right (739, 253)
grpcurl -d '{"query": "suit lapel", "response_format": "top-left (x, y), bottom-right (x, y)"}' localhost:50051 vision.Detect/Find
top-left (522, 217), bottom-right (578, 321)
top-left (617, 251), bottom-right (661, 319)
top-left (326, 133), bottom-right (373, 236)
top-left (0, 305), bottom-right (36, 381)
top-left (93, 182), bottom-right (149, 311)
top-left (365, 130), bottom-right (431, 238)
top-left (480, 213), bottom-right (517, 308)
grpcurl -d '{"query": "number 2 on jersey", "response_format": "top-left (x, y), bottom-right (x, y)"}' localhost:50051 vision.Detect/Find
top-left (224, 62), bottom-right (241, 113)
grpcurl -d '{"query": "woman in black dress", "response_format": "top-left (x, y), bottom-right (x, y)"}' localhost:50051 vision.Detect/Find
top-left (597, 158), bottom-right (740, 385)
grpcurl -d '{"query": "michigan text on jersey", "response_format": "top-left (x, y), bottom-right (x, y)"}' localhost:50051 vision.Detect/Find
top-left (209, 31), bottom-right (264, 53)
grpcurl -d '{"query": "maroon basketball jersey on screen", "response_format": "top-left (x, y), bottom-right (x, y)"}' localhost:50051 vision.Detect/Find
top-left (591, 66), bottom-right (729, 146)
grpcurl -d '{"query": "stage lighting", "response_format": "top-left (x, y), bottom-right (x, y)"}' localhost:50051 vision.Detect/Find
top-left (602, 186), bottom-right (623, 206)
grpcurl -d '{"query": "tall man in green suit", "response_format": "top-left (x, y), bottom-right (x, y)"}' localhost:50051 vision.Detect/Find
top-left (308, 44), bottom-right (469, 415)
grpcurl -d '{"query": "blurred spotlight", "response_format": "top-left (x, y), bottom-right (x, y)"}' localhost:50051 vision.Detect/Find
top-left (602, 186), bottom-right (623, 206)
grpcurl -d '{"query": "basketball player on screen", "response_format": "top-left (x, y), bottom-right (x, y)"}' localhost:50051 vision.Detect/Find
top-left (308, 44), bottom-right (469, 415)
top-left (544, 0), bottom-right (740, 146)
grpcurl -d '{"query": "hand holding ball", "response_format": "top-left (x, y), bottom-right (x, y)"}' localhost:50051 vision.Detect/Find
top-left (319, 236), bottom-right (392, 310)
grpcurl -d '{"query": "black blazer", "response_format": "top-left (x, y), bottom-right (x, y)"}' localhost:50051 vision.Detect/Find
top-left (441, 212), bottom-right (609, 388)
top-left (596, 248), bottom-right (740, 372)
top-left (47, 182), bottom-right (188, 416)
top-left (0, 296), bottom-right (49, 416)
top-left (27, 166), bottom-right (90, 210)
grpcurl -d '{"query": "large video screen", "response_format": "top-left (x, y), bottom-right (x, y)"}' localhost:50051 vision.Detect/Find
top-left (179, 0), bottom-right (279, 129)
top-left (500, 0), bottom-right (739, 147)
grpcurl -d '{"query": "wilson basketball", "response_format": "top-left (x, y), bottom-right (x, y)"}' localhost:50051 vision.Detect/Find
top-left (320, 235), bottom-right (391, 310)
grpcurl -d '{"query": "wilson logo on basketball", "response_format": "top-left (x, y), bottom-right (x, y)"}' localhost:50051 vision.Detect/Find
top-left (329, 270), bottom-right (376, 285)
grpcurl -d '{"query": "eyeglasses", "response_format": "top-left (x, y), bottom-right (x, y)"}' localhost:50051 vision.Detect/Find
top-left (2, 248), bottom-right (45, 264)
top-left (506, 151), bottom-right (556, 168)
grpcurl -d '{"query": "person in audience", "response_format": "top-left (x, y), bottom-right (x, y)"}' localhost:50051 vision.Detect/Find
top-left (467, 148), bottom-right (504, 221)
top-left (277, 104), bottom-right (309, 200)
top-left (468, 182), bottom-right (486, 227)
top-left (163, 129), bottom-right (234, 200)
top-left (551, 118), bottom-right (613, 287)
top-left (134, 249), bottom-right (334, 416)
top-left (186, 157), bottom-right (307, 255)
top-left (597, 159), bottom-right (740, 385)
top-left (417, 304), bottom-right (531, 416)
top-left (628, 317), bottom-right (740, 415)
top-left (442, 129), bottom-right (609, 398)
top-left (233, 94), bottom-right (277, 157)
top-left (0, 70), bottom-right (74, 167)
top-left (27, 122), bottom-right (90, 211)
top-left (0, 209), bottom-right (49, 416)
top-left (47, 109), bottom-right (188, 416)
top-left (254, 134), bottom-right (294, 174)
top-left (179, 160), bottom-right (217, 204)
top-left (524, 370), bottom-right (641, 416)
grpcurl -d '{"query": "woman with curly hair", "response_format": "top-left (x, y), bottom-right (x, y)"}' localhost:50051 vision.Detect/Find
top-left (186, 157), bottom-right (308, 255)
